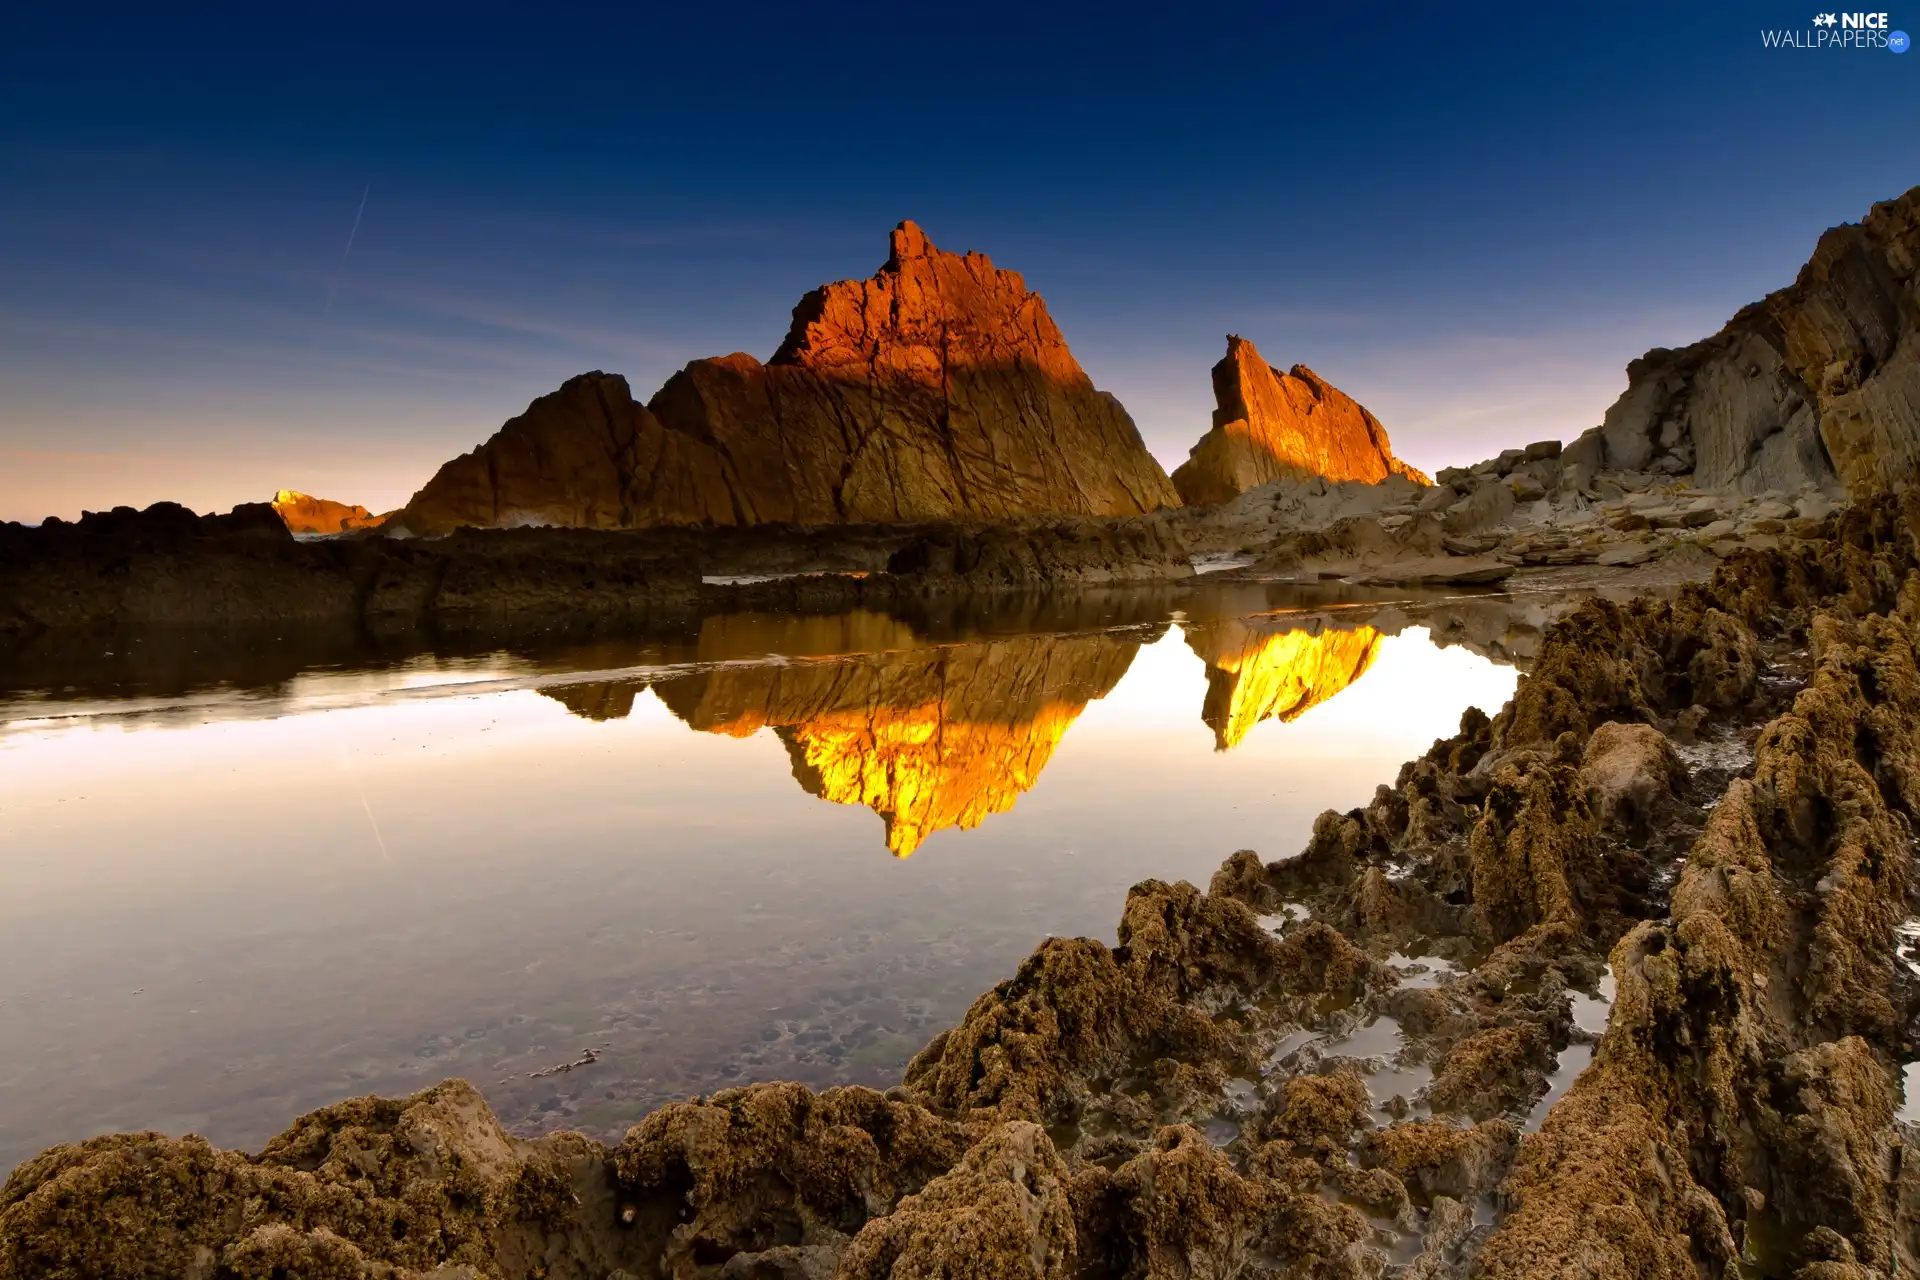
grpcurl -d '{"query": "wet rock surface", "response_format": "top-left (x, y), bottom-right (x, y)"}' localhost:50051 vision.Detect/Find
top-left (8, 494), bottom-right (1920, 1278)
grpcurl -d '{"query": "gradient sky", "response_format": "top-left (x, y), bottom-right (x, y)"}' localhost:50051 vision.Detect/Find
top-left (3, 1), bottom-right (1916, 522)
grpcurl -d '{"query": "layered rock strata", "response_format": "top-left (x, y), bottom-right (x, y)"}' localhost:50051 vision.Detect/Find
top-left (14, 496), bottom-right (1920, 1277)
top-left (391, 222), bottom-right (1179, 535)
top-left (1172, 336), bottom-right (1429, 506)
top-left (1592, 184), bottom-right (1920, 498)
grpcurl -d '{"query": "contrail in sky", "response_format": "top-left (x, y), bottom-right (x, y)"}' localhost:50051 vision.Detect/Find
top-left (322, 183), bottom-right (370, 317)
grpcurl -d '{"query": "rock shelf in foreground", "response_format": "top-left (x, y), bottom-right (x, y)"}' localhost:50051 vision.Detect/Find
top-left (8, 495), bottom-right (1920, 1278)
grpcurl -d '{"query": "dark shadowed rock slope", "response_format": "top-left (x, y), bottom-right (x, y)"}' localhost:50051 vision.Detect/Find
top-left (391, 222), bottom-right (1180, 536)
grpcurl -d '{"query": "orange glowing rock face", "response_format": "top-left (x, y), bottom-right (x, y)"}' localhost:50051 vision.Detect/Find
top-left (778, 698), bottom-right (1086, 856)
top-left (1183, 619), bottom-right (1383, 750)
top-left (270, 490), bottom-right (387, 534)
top-left (1172, 336), bottom-right (1428, 506)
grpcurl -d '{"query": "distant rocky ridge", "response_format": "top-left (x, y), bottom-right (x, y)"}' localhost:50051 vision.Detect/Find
top-left (391, 221), bottom-right (1179, 536)
top-left (1587, 184), bottom-right (1919, 497)
top-left (269, 490), bottom-right (387, 535)
top-left (1172, 336), bottom-right (1427, 506)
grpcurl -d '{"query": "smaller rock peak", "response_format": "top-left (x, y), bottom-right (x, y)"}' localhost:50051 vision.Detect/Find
top-left (888, 220), bottom-right (933, 268)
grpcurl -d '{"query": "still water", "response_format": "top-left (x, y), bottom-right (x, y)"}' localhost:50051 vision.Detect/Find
top-left (0, 586), bottom-right (1524, 1173)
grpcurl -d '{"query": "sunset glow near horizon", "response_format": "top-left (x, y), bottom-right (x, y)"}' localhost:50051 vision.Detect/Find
top-left (3, 1), bottom-right (1916, 523)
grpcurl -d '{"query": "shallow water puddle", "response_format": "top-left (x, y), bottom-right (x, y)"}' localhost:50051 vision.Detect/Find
top-left (0, 592), bottom-right (1524, 1173)
top-left (1524, 967), bottom-right (1614, 1132)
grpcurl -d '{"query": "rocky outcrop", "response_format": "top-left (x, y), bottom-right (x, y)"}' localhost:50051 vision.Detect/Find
top-left (269, 490), bottom-right (387, 534)
top-left (391, 222), bottom-right (1179, 536)
top-left (1594, 184), bottom-right (1920, 498)
top-left (1171, 337), bottom-right (1428, 507)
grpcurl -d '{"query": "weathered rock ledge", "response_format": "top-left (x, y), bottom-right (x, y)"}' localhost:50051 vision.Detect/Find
top-left (8, 494), bottom-right (1920, 1278)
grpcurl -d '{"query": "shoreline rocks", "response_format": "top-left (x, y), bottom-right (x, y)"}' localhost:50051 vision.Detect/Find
top-left (8, 493), bottom-right (1919, 1279)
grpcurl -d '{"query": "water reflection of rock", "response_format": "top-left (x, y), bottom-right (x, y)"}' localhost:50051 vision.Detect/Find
top-left (543, 611), bottom-right (1153, 856)
top-left (1181, 618), bottom-right (1384, 749)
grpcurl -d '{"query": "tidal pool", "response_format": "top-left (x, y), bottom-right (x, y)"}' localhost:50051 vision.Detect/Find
top-left (0, 587), bottom-right (1523, 1173)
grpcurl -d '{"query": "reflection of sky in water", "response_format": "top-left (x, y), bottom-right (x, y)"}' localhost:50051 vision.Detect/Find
top-left (0, 622), bottom-right (1515, 1173)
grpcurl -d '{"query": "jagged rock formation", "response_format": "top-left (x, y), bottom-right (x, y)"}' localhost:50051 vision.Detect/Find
top-left (391, 222), bottom-right (1179, 536)
top-left (12, 497), bottom-right (1920, 1278)
top-left (1593, 183), bottom-right (1920, 498)
top-left (1171, 336), bottom-right (1428, 507)
top-left (1181, 617), bottom-right (1383, 749)
top-left (269, 490), bottom-right (387, 534)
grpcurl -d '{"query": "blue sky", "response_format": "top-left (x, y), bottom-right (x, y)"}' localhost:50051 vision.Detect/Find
top-left (2, 1), bottom-right (1915, 520)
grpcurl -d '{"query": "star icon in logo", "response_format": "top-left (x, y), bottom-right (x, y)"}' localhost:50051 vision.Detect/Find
top-left (1813, 11), bottom-right (1838, 24)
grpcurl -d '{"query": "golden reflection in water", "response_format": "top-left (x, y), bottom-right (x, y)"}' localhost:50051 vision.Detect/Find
top-left (1180, 619), bottom-right (1384, 750)
top-left (537, 609), bottom-right (1393, 853)
top-left (541, 611), bottom-right (1142, 856)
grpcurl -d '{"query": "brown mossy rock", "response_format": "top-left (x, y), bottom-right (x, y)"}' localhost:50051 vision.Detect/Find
top-left (0, 1080), bottom-right (634, 1280)
top-left (1172, 336), bottom-right (1427, 506)
top-left (902, 880), bottom-right (1383, 1121)
top-left (1578, 721), bottom-right (1687, 833)
top-left (1258, 1071), bottom-right (1371, 1160)
top-left (1355, 1119), bottom-right (1517, 1204)
top-left (1482, 590), bottom-right (1920, 1273)
top-left (1465, 737), bottom-right (1658, 946)
top-left (1069, 1127), bottom-right (1368, 1280)
top-left (610, 1082), bottom-right (968, 1280)
top-left (394, 223), bottom-right (1179, 536)
top-left (1427, 1025), bottom-right (1555, 1121)
top-left (836, 1122), bottom-right (1074, 1280)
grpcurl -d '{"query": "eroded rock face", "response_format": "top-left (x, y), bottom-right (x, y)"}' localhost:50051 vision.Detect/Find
top-left (270, 490), bottom-right (387, 534)
top-left (1598, 184), bottom-right (1920, 497)
top-left (1171, 336), bottom-right (1428, 507)
top-left (392, 223), bottom-right (1180, 536)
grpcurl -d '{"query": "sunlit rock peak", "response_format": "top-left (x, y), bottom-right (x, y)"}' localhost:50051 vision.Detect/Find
top-left (1182, 619), bottom-right (1384, 750)
top-left (270, 490), bottom-right (387, 534)
top-left (1171, 336), bottom-right (1428, 506)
